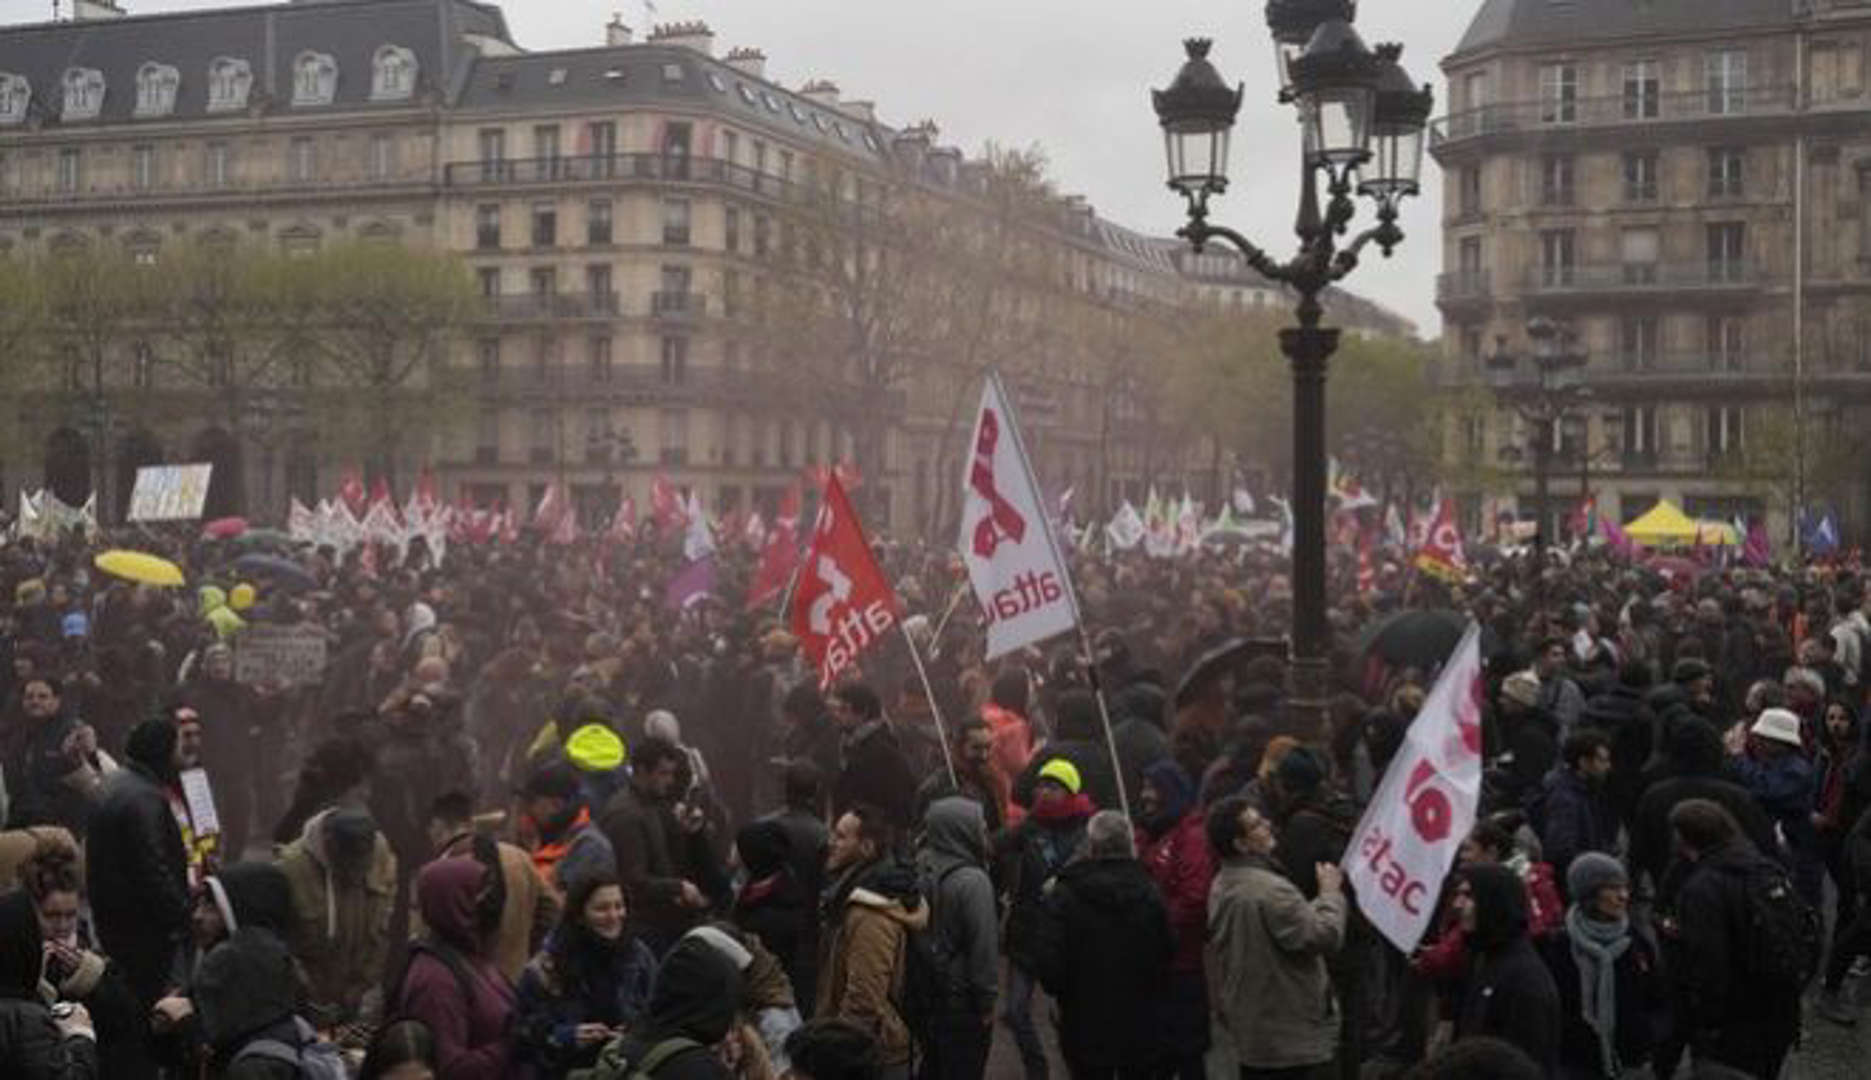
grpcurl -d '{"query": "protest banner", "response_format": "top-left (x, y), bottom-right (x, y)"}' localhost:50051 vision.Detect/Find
top-left (127, 464), bottom-right (214, 522)
top-left (233, 624), bottom-right (328, 688)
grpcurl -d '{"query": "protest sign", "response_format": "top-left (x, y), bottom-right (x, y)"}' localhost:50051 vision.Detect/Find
top-left (234, 624), bottom-right (328, 687)
top-left (128, 464), bottom-right (214, 522)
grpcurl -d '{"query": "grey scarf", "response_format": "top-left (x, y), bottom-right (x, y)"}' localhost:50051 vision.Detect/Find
top-left (1565, 904), bottom-right (1631, 1077)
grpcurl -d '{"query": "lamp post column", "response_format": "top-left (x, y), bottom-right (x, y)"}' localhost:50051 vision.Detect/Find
top-left (1282, 321), bottom-right (1339, 734)
top-left (1533, 413), bottom-right (1552, 558)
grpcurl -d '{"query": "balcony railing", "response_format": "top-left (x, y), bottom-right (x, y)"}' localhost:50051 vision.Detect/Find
top-left (0, 164), bottom-right (438, 208)
top-left (482, 292), bottom-right (620, 319)
top-left (1596, 350), bottom-right (1765, 378)
top-left (1436, 270), bottom-right (1490, 301)
top-left (651, 291), bottom-right (706, 319)
top-left (1522, 260), bottom-right (1761, 294)
top-left (443, 153), bottom-right (800, 200)
top-left (1431, 84), bottom-right (1797, 149)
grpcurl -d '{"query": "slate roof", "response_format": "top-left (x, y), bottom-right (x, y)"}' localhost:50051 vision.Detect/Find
top-left (456, 45), bottom-right (894, 164)
top-left (1453, 0), bottom-right (1796, 56)
top-left (0, 0), bottom-right (510, 125)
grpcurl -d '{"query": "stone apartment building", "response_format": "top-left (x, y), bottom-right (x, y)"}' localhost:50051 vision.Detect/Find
top-left (0, 0), bottom-right (1407, 532)
top-left (1435, 0), bottom-right (1871, 542)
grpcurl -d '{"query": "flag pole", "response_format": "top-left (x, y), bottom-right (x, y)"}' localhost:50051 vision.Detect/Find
top-left (899, 622), bottom-right (959, 790)
top-left (1077, 624), bottom-right (1133, 821)
top-left (929, 581), bottom-right (970, 652)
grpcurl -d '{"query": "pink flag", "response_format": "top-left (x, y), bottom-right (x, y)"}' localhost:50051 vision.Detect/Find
top-left (1599, 514), bottom-right (1635, 558)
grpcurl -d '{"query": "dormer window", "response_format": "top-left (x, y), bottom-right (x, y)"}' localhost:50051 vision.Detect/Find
top-left (292, 51), bottom-right (337, 107)
top-left (371, 45), bottom-right (416, 101)
top-left (61, 68), bottom-right (105, 122)
top-left (0, 73), bottom-right (28, 126)
top-left (206, 57), bottom-right (252, 113)
top-left (134, 62), bottom-right (179, 118)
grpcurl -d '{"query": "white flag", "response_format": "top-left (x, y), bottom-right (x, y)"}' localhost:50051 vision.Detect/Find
top-left (957, 373), bottom-right (1080, 660)
top-left (683, 492), bottom-right (716, 561)
top-left (1105, 500), bottom-right (1146, 551)
top-left (1342, 623), bottom-right (1484, 953)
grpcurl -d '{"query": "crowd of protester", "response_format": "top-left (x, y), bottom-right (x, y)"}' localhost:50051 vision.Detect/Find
top-left (0, 516), bottom-right (1868, 1079)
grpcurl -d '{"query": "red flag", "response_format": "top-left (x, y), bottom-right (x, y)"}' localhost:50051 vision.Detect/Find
top-left (747, 516), bottom-right (798, 611)
top-left (790, 475), bottom-right (899, 688)
top-left (412, 466), bottom-right (440, 513)
top-left (337, 466), bottom-right (366, 516)
top-left (651, 476), bottom-right (685, 532)
top-left (607, 496), bottom-right (637, 544)
top-left (1414, 498), bottom-right (1467, 582)
top-left (368, 475), bottom-right (394, 510)
top-left (534, 481), bottom-right (576, 545)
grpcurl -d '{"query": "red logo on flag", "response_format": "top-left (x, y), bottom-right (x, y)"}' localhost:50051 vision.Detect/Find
top-left (969, 409), bottom-right (1027, 559)
top-left (790, 476), bottom-right (899, 688)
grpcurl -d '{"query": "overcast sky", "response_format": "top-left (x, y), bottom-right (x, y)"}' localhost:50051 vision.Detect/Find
top-left (2, 0), bottom-right (1481, 336)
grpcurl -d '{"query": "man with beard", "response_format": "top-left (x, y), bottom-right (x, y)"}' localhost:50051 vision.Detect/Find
top-left (86, 716), bottom-right (192, 1006)
top-left (829, 683), bottom-right (917, 830)
top-left (913, 717), bottom-right (1005, 835)
top-left (1533, 730), bottom-right (1617, 896)
top-left (816, 804), bottom-right (926, 1080)
top-left (179, 642), bottom-right (261, 859)
top-left (597, 737), bottom-right (716, 952)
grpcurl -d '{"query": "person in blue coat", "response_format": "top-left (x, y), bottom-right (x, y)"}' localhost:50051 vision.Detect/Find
top-left (515, 872), bottom-right (658, 1078)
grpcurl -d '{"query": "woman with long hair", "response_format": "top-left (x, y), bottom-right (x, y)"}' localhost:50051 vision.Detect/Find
top-left (515, 872), bottom-right (658, 1077)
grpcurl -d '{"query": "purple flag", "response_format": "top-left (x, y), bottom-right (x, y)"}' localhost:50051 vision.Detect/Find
top-left (1743, 518), bottom-right (1772, 568)
top-left (1599, 514), bottom-right (1635, 558)
top-left (664, 556), bottom-right (716, 610)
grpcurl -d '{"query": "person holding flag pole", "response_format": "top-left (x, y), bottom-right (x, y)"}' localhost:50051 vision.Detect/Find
top-left (789, 472), bottom-right (958, 791)
top-left (957, 371), bottom-right (1132, 819)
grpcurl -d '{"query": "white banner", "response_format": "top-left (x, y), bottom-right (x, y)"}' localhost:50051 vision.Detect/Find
top-left (128, 464), bottom-right (214, 522)
top-left (957, 372), bottom-right (1080, 660)
top-left (1342, 623), bottom-right (1484, 953)
top-left (1105, 500), bottom-right (1146, 551)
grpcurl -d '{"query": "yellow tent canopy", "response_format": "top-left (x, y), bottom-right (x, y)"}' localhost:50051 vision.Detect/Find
top-left (1624, 501), bottom-right (1700, 546)
top-left (1692, 520), bottom-right (1740, 546)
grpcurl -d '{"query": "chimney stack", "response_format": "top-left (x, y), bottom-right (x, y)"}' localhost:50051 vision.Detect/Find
top-left (839, 99), bottom-right (876, 123)
top-left (605, 14), bottom-right (633, 46)
top-left (800, 79), bottom-right (841, 109)
top-left (648, 21), bottom-right (716, 57)
top-left (725, 47), bottom-right (767, 79)
top-left (72, 0), bottom-right (127, 19)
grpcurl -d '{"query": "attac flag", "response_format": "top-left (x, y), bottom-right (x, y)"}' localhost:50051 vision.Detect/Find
top-left (1343, 622), bottom-right (1484, 953)
top-left (957, 372), bottom-right (1080, 660)
top-left (791, 475), bottom-right (900, 688)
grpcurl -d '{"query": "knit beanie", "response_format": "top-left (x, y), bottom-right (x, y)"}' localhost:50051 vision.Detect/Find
top-left (1566, 851), bottom-right (1628, 905)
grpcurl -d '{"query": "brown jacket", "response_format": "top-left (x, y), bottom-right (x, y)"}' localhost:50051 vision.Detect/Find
top-left (814, 886), bottom-right (928, 1066)
top-left (424, 831), bottom-right (559, 981)
top-left (1205, 854), bottom-right (1346, 1069)
top-left (276, 808), bottom-right (398, 1024)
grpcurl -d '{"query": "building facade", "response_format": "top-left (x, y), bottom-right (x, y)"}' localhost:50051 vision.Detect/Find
top-left (1434, 0), bottom-right (1871, 544)
top-left (0, 0), bottom-right (1407, 535)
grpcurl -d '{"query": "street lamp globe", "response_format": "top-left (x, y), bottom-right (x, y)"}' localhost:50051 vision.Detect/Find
top-left (1265, 0), bottom-right (1356, 97)
top-left (1152, 38), bottom-right (1244, 200)
top-left (1289, 18), bottom-right (1379, 177)
top-left (1359, 44), bottom-right (1433, 208)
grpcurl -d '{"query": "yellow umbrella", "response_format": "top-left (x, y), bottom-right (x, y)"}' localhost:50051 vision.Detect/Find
top-left (94, 549), bottom-right (186, 587)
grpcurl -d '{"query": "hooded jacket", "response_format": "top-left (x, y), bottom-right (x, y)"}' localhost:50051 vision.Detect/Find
top-left (194, 927), bottom-right (305, 1080)
top-left (729, 820), bottom-right (811, 999)
top-left (1033, 855), bottom-right (1174, 1069)
top-left (397, 857), bottom-right (520, 1080)
top-left (1452, 864), bottom-right (1560, 1074)
top-left (581, 937), bottom-right (738, 1080)
top-left (433, 830), bottom-right (561, 982)
top-left (915, 796), bottom-right (999, 1018)
top-left (276, 807), bottom-right (397, 1023)
top-left (1136, 761), bottom-right (1213, 975)
top-left (1206, 852), bottom-right (1344, 1069)
top-left (815, 857), bottom-right (928, 1066)
top-left (85, 719), bottom-right (190, 1006)
top-left (0, 890), bottom-right (98, 1079)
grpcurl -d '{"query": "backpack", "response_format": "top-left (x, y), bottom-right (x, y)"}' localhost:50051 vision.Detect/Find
top-left (571, 1035), bottom-right (702, 1080)
top-left (231, 1017), bottom-right (347, 1080)
top-left (900, 863), bottom-right (965, 1050)
top-left (1722, 855), bottom-right (1821, 988)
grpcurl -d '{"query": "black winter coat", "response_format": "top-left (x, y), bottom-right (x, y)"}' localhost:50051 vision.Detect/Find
top-left (1453, 936), bottom-right (1560, 1073)
top-left (1579, 685), bottom-right (1653, 826)
top-left (0, 998), bottom-right (98, 1079)
top-left (1031, 857), bottom-right (1174, 1070)
top-left (1539, 924), bottom-right (1669, 1076)
top-left (832, 722), bottom-right (917, 829)
top-left (1532, 770), bottom-right (1617, 891)
top-left (85, 763), bottom-right (189, 1006)
top-left (1667, 844), bottom-right (1799, 1040)
top-left (1630, 774), bottom-right (1780, 887)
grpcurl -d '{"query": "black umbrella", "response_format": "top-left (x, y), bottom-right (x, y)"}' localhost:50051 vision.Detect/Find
top-left (1172, 637), bottom-right (1287, 708)
top-left (1356, 609), bottom-right (1469, 671)
top-left (231, 552), bottom-right (318, 592)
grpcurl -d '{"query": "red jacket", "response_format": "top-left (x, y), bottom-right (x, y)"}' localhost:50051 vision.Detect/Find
top-left (1413, 859), bottom-right (1561, 981)
top-left (983, 703), bottom-right (1034, 826)
top-left (1136, 810), bottom-right (1214, 974)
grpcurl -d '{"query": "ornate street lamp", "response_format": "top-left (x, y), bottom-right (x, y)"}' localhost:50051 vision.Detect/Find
top-left (1487, 317), bottom-right (1590, 559)
top-left (1152, 7), bottom-right (1429, 738)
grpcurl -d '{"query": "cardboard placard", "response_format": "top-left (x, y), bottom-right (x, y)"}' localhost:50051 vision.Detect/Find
top-left (128, 464), bottom-right (214, 522)
top-left (233, 624), bottom-right (327, 688)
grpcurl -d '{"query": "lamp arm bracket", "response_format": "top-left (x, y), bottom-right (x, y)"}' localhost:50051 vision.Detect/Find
top-left (1177, 220), bottom-right (1289, 283)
